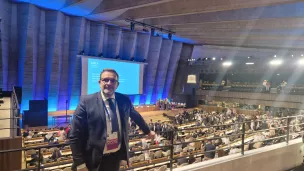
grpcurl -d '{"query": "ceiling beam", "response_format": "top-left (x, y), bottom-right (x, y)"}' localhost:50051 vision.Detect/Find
top-left (143, 2), bottom-right (304, 26)
top-left (90, 0), bottom-right (174, 14)
top-left (165, 18), bottom-right (304, 31)
top-left (112, 0), bottom-right (299, 20)
top-left (199, 43), bottom-right (304, 50)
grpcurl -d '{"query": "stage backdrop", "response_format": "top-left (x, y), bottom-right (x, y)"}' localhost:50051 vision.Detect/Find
top-left (81, 56), bottom-right (144, 95)
top-left (0, 2), bottom-right (185, 112)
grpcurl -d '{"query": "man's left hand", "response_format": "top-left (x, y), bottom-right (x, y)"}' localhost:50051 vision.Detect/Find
top-left (148, 131), bottom-right (156, 140)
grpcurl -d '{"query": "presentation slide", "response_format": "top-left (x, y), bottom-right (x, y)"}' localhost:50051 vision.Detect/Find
top-left (81, 56), bottom-right (144, 95)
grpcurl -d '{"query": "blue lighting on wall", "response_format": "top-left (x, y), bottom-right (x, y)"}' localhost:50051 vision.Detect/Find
top-left (133, 95), bottom-right (140, 106)
top-left (69, 96), bottom-right (80, 110)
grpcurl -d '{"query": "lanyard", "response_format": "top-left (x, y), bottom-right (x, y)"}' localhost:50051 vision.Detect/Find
top-left (102, 99), bottom-right (117, 121)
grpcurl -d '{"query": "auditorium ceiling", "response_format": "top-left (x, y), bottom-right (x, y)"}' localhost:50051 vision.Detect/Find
top-left (12, 0), bottom-right (304, 49)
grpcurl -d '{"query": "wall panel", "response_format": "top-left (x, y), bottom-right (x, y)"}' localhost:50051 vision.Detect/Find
top-left (0, 2), bottom-right (186, 112)
top-left (163, 41), bottom-right (183, 99)
top-left (151, 39), bottom-right (173, 104)
top-left (141, 36), bottom-right (162, 104)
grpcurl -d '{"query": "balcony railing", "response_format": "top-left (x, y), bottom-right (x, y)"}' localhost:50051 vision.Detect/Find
top-left (0, 115), bottom-right (303, 171)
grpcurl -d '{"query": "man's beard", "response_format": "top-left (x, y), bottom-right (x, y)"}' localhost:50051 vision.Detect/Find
top-left (103, 89), bottom-right (114, 97)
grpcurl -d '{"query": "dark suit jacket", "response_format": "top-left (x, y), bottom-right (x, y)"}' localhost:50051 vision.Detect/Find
top-left (70, 92), bottom-right (150, 171)
top-left (204, 144), bottom-right (216, 159)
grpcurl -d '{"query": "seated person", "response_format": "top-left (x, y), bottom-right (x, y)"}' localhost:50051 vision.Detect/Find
top-left (23, 130), bottom-right (29, 138)
top-left (29, 152), bottom-right (44, 166)
top-left (188, 154), bottom-right (196, 164)
top-left (51, 148), bottom-right (62, 160)
top-left (58, 127), bottom-right (66, 141)
top-left (204, 140), bottom-right (216, 160)
top-left (48, 138), bottom-right (59, 145)
top-left (32, 132), bottom-right (39, 138)
top-left (177, 152), bottom-right (188, 165)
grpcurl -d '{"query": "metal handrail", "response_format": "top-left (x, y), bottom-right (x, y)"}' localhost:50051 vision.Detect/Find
top-left (1, 115), bottom-right (303, 171)
top-left (12, 86), bottom-right (20, 109)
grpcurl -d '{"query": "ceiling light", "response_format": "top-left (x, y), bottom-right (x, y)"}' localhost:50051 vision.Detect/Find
top-left (270, 60), bottom-right (283, 65)
top-left (223, 62), bottom-right (232, 66)
top-left (246, 62), bottom-right (254, 65)
top-left (274, 55), bottom-right (277, 58)
top-left (302, 54), bottom-right (304, 57)
top-left (212, 57), bottom-right (216, 60)
top-left (205, 58), bottom-right (208, 60)
top-left (292, 55), bottom-right (294, 57)
top-left (220, 58), bottom-right (223, 60)
top-left (248, 56), bottom-right (250, 59)
top-left (277, 74), bottom-right (280, 76)
top-left (299, 59), bottom-right (304, 64)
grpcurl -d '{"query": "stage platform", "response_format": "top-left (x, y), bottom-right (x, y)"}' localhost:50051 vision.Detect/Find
top-left (46, 105), bottom-right (186, 127)
top-left (48, 105), bottom-right (158, 117)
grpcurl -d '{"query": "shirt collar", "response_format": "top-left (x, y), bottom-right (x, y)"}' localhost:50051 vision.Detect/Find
top-left (100, 91), bottom-right (115, 101)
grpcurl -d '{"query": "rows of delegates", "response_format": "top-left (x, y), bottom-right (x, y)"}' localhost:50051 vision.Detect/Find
top-left (22, 107), bottom-right (304, 171)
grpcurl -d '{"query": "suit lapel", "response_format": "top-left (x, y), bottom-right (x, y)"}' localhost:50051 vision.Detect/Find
top-left (97, 92), bottom-right (106, 126)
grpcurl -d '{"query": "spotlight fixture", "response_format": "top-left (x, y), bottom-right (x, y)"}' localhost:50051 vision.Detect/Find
top-left (130, 22), bottom-right (135, 31)
top-left (222, 62), bottom-right (232, 66)
top-left (269, 59), bottom-right (283, 65)
top-left (205, 58), bottom-right (208, 60)
top-left (302, 54), bottom-right (304, 57)
top-left (151, 28), bottom-right (155, 36)
top-left (274, 55), bottom-right (277, 58)
top-left (168, 33), bottom-right (172, 40)
top-left (292, 55), bottom-right (294, 57)
top-left (143, 27), bottom-right (149, 32)
top-left (212, 57), bottom-right (216, 60)
top-left (248, 56), bottom-right (250, 59)
top-left (220, 58), bottom-right (223, 60)
top-left (126, 18), bottom-right (175, 38)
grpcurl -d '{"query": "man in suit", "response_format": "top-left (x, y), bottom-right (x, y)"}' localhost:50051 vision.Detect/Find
top-left (70, 68), bottom-right (155, 171)
top-left (204, 140), bottom-right (216, 160)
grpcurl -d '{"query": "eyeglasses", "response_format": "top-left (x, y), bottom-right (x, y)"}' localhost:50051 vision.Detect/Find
top-left (101, 78), bottom-right (118, 84)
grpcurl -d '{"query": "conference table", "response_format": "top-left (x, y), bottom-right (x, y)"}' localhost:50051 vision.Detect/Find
top-left (52, 115), bottom-right (73, 126)
top-left (26, 149), bottom-right (72, 162)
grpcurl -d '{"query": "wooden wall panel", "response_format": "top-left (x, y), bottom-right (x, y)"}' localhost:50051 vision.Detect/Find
top-left (58, 16), bottom-right (70, 110)
top-left (35, 10), bottom-right (46, 100)
top-left (141, 36), bottom-right (162, 104)
top-left (0, 2), bottom-right (185, 112)
top-left (0, 137), bottom-right (22, 171)
top-left (151, 39), bottom-right (173, 104)
top-left (163, 41), bottom-right (183, 99)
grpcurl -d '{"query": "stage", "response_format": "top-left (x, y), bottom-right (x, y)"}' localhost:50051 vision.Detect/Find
top-left (48, 105), bottom-right (159, 117)
top-left (46, 105), bottom-right (186, 127)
